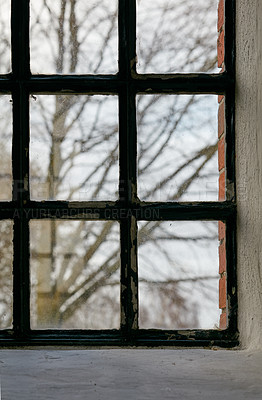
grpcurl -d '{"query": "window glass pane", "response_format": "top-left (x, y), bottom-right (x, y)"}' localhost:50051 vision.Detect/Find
top-left (30, 220), bottom-right (120, 329)
top-left (137, 0), bottom-right (219, 73)
top-left (30, 0), bottom-right (118, 74)
top-left (0, 95), bottom-right (12, 200)
top-left (0, 0), bottom-right (11, 74)
top-left (30, 95), bottom-right (118, 201)
top-left (138, 221), bottom-right (223, 329)
top-left (0, 220), bottom-right (13, 329)
top-left (138, 221), bottom-right (221, 329)
top-left (137, 95), bottom-right (219, 201)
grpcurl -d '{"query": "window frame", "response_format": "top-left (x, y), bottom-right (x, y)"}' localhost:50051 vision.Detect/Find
top-left (0, 0), bottom-right (237, 347)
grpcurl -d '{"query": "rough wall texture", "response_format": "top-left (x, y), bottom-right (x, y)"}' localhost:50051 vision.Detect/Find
top-left (236, 0), bottom-right (262, 349)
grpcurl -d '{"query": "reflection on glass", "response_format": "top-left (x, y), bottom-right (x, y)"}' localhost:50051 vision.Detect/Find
top-left (0, 96), bottom-right (12, 200)
top-left (30, 95), bottom-right (118, 201)
top-left (30, 0), bottom-right (118, 74)
top-left (30, 220), bottom-right (120, 329)
top-left (0, 0), bottom-right (11, 74)
top-left (137, 0), bottom-right (219, 73)
top-left (137, 95), bottom-right (219, 202)
top-left (138, 221), bottom-right (220, 329)
top-left (0, 220), bottom-right (13, 329)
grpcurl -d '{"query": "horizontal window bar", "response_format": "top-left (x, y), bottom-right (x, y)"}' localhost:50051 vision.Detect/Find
top-left (134, 73), bottom-right (233, 94)
top-left (0, 73), bottom-right (233, 94)
top-left (0, 329), bottom-right (238, 348)
top-left (138, 202), bottom-right (236, 220)
top-left (0, 201), bottom-right (236, 220)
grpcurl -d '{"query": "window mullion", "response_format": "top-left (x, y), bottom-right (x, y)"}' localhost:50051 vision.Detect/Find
top-left (13, 215), bottom-right (30, 336)
top-left (119, 87), bottom-right (139, 336)
top-left (224, 0), bottom-right (237, 333)
top-left (120, 216), bottom-right (138, 336)
top-left (224, 0), bottom-right (235, 202)
top-left (118, 0), bottom-right (136, 79)
top-left (11, 0), bottom-right (30, 78)
top-left (11, 0), bottom-right (30, 335)
top-left (224, 0), bottom-right (235, 78)
top-left (225, 215), bottom-right (237, 332)
top-left (119, 0), bottom-right (138, 338)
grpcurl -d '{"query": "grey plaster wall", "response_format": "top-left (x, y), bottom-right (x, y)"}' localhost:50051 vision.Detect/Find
top-left (236, 0), bottom-right (262, 349)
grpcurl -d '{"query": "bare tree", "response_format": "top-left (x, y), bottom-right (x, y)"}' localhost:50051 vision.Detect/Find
top-left (0, 0), bottom-right (220, 329)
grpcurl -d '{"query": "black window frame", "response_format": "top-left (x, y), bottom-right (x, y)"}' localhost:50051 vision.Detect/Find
top-left (0, 0), bottom-right (237, 347)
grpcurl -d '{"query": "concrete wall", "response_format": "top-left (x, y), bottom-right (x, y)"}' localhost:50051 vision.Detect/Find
top-left (236, 0), bottom-right (262, 349)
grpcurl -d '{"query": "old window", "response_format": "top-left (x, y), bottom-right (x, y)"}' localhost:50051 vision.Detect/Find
top-left (0, 0), bottom-right (236, 346)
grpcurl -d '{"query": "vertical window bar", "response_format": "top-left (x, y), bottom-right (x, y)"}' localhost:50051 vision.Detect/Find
top-left (119, 0), bottom-right (138, 337)
top-left (120, 216), bottom-right (138, 337)
top-left (118, 0), bottom-right (136, 78)
top-left (226, 215), bottom-right (237, 332)
top-left (224, 0), bottom-right (236, 201)
top-left (11, 0), bottom-right (30, 335)
top-left (11, 0), bottom-right (30, 78)
top-left (224, 0), bottom-right (235, 78)
top-left (119, 88), bottom-right (139, 336)
top-left (224, 1), bottom-right (237, 333)
top-left (13, 216), bottom-right (30, 335)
